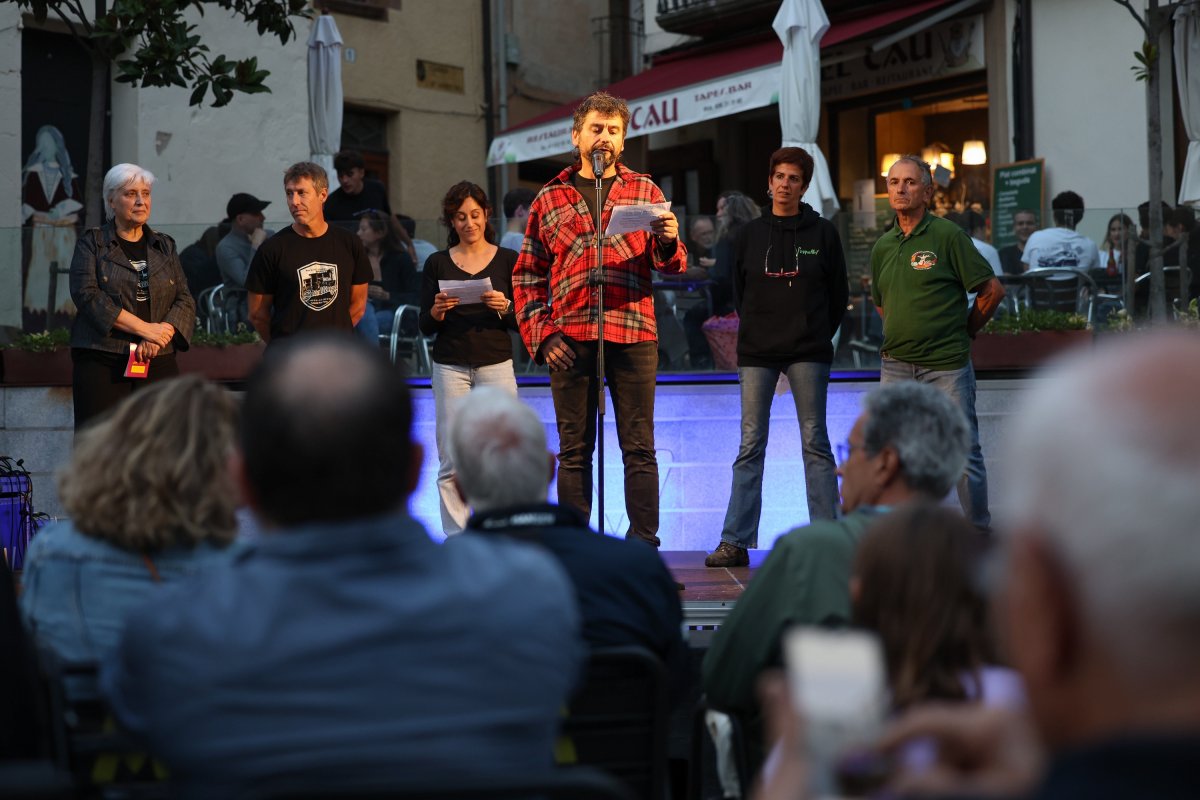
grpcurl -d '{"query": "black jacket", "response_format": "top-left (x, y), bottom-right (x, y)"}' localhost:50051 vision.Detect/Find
top-left (732, 204), bottom-right (848, 367)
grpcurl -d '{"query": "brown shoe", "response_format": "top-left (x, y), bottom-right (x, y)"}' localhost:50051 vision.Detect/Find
top-left (705, 542), bottom-right (749, 568)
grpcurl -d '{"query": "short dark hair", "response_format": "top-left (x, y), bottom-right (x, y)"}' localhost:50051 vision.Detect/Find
top-left (333, 150), bottom-right (365, 176)
top-left (240, 333), bottom-right (414, 527)
top-left (503, 187), bottom-right (537, 218)
top-left (440, 181), bottom-right (497, 247)
top-left (768, 147), bottom-right (814, 187)
top-left (1168, 205), bottom-right (1196, 233)
top-left (396, 213), bottom-right (417, 238)
top-left (572, 91), bottom-right (630, 134)
top-left (956, 209), bottom-right (986, 236)
top-left (1051, 191), bottom-right (1085, 228)
top-left (283, 161), bottom-right (328, 193)
top-left (1138, 200), bottom-right (1172, 230)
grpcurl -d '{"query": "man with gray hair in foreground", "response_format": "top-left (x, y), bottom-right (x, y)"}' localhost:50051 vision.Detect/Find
top-left (874, 331), bottom-right (1200, 799)
top-left (450, 386), bottom-right (685, 675)
top-left (703, 380), bottom-right (970, 731)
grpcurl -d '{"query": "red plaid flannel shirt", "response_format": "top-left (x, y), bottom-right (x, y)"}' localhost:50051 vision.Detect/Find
top-left (513, 164), bottom-right (687, 359)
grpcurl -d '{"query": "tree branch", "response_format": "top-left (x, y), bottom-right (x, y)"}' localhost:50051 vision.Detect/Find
top-left (1112, 0), bottom-right (1151, 35)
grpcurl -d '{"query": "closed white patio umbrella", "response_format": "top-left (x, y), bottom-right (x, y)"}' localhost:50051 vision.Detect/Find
top-left (1175, 4), bottom-right (1200, 206)
top-left (308, 15), bottom-right (344, 177)
top-left (773, 0), bottom-right (839, 218)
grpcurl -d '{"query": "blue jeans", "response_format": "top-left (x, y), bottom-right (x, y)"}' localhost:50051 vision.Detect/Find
top-left (880, 356), bottom-right (991, 528)
top-left (355, 302), bottom-right (381, 344)
top-left (720, 362), bottom-right (838, 549)
top-left (431, 360), bottom-right (518, 535)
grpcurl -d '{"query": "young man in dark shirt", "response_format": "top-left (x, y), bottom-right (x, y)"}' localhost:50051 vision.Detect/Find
top-left (323, 150), bottom-right (391, 230)
top-left (246, 161), bottom-right (372, 344)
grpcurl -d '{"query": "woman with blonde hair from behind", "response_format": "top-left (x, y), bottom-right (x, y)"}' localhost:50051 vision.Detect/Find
top-left (21, 375), bottom-right (242, 663)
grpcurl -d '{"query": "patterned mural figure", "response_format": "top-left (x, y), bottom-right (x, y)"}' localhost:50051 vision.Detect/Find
top-left (22, 125), bottom-right (81, 328)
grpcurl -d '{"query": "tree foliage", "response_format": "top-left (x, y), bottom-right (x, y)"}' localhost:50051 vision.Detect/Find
top-left (16, 0), bottom-right (310, 107)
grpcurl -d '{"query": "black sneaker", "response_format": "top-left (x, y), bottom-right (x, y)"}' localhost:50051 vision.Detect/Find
top-left (704, 542), bottom-right (749, 568)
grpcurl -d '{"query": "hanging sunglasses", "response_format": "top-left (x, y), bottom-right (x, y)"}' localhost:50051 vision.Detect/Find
top-left (763, 245), bottom-right (800, 278)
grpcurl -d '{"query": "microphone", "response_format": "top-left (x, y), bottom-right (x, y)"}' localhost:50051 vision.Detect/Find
top-left (591, 149), bottom-right (606, 183)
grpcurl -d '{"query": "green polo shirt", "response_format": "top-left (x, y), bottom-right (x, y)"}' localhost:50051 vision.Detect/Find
top-left (870, 211), bottom-right (995, 369)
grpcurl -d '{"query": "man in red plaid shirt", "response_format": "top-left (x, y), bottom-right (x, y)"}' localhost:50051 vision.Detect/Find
top-left (513, 91), bottom-right (687, 550)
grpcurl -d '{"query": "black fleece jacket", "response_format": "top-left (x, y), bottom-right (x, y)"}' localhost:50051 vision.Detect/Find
top-left (732, 204), bottom-right (849, 367)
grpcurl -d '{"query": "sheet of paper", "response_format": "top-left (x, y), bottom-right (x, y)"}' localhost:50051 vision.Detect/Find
top-left (605, 201), bottom-right (671, 236)
top-left (438, 277), bottom-right (494, 304)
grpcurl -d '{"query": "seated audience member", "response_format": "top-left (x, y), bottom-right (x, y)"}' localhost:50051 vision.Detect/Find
top-left (215, 192), bottom-right (271, 289)
top-left (1022, 191), bottom-right (1099, 272)
top-left (356, 209), bottom-right (419, 337)
top-left (500, 187), bottom-right (536, 252)
top-left (856, 332), bottom-right (1200, 800)
top-left (101, 334), bottom-right (583, 797)
top-left (323, 149), bottom-right (391, 230)
top-left (451, 386), bottom-right (685, 675)
top-left (398, 213), bottom-right (438, 270)
top-left (1134, 199), bottom-right (1180, 273)
top-left (688, 214), bottom-right (717, 269)
top-left (853, 503), bottom-right (1020, 714)
top-left (21, 376), bottom-right (240, 664)
top-left (1, 564), bottom-right (46, 759)
top-left (1097, 212), bottom-right (1137, 278)
top-left (702, 382), bottom-right (969, 747)
top-left (954, 210), bottom-right (1002, 275)
top-left (998, 208), bottom-right (1038, 276)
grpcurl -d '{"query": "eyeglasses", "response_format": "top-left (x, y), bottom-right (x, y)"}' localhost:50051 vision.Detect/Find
top-left (764, 245), bottom-right (799, 278)
top-left (835, 439), bottom-right (868, 465)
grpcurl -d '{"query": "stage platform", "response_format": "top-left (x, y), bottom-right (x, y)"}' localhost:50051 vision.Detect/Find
top-left (664, 549), bottom-right (770, 639)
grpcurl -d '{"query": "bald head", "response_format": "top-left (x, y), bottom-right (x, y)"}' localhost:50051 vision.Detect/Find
top-left (240, 334), bottom-right (416, 527)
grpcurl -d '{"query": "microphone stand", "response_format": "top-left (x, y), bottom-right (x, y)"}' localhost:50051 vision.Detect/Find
top-left (590, 150), bottom-right (606, 535)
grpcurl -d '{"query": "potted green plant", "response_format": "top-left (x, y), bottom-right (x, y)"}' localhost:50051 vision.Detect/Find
top-left (178, 326), bottom-right (265, 382)
top-left (972, 309), bottom-right (1092, 370)
top-left (0, 329), bottom-right (72, 386)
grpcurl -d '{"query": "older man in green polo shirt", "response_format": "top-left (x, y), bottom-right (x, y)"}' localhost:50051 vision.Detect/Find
top-left (870, 155), bottom-right (1004, 529)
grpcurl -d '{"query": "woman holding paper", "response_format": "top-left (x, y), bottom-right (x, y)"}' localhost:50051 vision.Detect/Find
top-left (68, 163), bottom-right (195, 432)
top-left (419, 181), bottom-right (519, 535)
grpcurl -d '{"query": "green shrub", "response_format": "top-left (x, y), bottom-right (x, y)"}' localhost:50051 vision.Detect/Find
top-left (983, 309), bottom-right (1089, 334)
top-left (1, 329), bottom-right (71, 352)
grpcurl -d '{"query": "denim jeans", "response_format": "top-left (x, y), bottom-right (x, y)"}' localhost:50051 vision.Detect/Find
top-left (549, 339), bottom-right (661, 547)
top-left (720, 362), bottom-right (838, 549)
top-left (431, 359), bottom-right (518, 535)
top-left (355, 301), bottom-right (381, 344)
top-left (880, 356), bottom-right (991, 528)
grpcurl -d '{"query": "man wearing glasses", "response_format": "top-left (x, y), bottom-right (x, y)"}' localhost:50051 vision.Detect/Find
top-left (871, 155), bottom-right (1005, 530)
top-left (705, 147), bottom-right (848, 568)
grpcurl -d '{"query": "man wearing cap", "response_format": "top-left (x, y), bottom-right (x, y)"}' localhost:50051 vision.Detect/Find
top-left (216, 192), bottom-right (272, 289)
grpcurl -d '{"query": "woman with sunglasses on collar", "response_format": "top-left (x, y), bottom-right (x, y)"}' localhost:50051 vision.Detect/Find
top-left (704, 147), bottom-right (849, 569)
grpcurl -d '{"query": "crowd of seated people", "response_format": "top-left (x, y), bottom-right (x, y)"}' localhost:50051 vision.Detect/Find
top-left (4, 324), bottom-right (1200, 800)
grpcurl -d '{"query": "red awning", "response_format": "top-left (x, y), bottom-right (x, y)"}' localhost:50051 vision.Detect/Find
top-left (502, 0), bottom-right (954, 136)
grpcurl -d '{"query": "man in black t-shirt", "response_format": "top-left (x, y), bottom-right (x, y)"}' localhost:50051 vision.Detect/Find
top-left (246, 162), bottom-right (372, 344)
top-left (323, 150), bottom-right (391, 231)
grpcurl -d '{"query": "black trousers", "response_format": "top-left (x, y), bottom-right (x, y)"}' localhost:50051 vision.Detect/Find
top-left (71, 348), bottom-right (180, 432)
top-left (549, 338), bottom-right (661, 546)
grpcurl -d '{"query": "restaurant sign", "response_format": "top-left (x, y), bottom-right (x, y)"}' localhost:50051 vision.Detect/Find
top-left (820, 14), bottom-right (985, 102)
top-left (486, 62), bottom-right (780, 166)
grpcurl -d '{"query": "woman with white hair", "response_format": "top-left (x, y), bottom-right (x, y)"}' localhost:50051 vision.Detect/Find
top-left (68, 163), bottom-right (195, 431)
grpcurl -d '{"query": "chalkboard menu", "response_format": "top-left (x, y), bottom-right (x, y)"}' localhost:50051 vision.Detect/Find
top-left (991, 159), bottom-right (1044, 250)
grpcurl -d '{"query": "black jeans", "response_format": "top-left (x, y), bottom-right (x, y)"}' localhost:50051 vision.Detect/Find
top-left (549, 338), bottom-right (661, 546)
top-left (72, 348), bottom-right (180, 432)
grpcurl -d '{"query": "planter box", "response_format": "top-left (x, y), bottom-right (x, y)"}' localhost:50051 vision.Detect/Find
top-left (972, 329), bottom-right (1093, 371)
top-left (0, 348), bottom-right (73, 386)
top-left (177, 343), bottom-right (265, 382)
